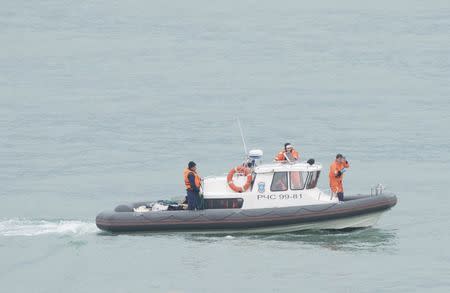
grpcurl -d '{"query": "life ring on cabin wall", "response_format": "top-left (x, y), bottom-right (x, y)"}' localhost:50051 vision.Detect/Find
top-left (227, 165), bottom-right (252, 193)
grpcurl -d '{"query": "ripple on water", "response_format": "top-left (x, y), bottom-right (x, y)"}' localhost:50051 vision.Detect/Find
top-left (184, 228), bottom-right (397, 252)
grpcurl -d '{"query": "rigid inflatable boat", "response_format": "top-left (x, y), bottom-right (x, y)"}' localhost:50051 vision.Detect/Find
top-left (96, 150), bottom-right (397, 233)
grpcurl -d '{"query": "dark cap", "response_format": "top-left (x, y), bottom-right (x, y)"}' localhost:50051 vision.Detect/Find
top-left (336, 154), bottom-right (344, 159)
top-left (188, 161), bottom-right (196, 169)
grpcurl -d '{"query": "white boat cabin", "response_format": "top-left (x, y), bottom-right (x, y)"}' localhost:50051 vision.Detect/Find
top-left (202, 157), bottom-right (336, 210)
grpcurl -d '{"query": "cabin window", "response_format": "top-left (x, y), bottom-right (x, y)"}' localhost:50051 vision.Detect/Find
top-left (290, 171), bottom-right (307, 190)
top-left (270, 172), bottom-right (288, 191)
top-left (204, 198), bottom-right (244, 209)
top-left (306, 171), bottom-right (321, 189)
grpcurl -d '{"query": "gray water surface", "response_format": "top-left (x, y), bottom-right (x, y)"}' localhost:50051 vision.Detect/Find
top-left (1, 1), bottom-right (450, 292)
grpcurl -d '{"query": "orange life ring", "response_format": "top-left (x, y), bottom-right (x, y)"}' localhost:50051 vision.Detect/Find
top-left (227, 165), bottom-right (252, 193)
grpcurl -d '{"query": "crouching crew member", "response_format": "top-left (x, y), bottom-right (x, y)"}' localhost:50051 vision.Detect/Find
top-left (329, 154), bottom-right (350, 201)
top-left (275, 143), bottom-right (300, 162)
top-left (184, 161), bottom-right (202, 210)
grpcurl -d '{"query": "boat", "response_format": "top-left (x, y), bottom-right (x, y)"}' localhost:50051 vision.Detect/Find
top-left (96, 150), bottom-right (397, 233)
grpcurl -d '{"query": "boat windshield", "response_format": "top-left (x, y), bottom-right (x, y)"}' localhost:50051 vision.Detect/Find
top-left (270, 172), bottom-right (288, 191)
top-left (290, 171), bottom-right (307, 190)
top-left (306, 171), bottom-right (321, 189)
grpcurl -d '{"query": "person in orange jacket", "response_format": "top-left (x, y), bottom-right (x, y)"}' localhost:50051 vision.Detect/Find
top-left (183, 161), bottom-right (202, 210)
top-left (274, 143), bottom-right (300, 162)
top-left (329, 154), bottom-right (350, 201)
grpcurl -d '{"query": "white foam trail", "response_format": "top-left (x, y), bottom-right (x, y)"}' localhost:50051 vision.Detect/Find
top-left (0, 219), bottom-right (97, 236)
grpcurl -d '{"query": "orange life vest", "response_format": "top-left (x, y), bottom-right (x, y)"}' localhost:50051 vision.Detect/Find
top-left (329, 160), bottom-right (350, 193)
top-left (275, 149), bottom-right (300, 161)
top-left (184, 168), bottom-right (201, 190)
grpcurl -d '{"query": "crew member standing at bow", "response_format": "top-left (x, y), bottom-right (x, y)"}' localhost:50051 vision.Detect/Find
top-left (329, 154), bottom-right (350, 202)
top-left (274, 143), bottom-right (300, 162)
top-left (184, 161), bottom-right (202, 210)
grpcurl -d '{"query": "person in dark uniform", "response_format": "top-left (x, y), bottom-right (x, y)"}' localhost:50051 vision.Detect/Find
top-left (183, 161), bottom-right (202, 210)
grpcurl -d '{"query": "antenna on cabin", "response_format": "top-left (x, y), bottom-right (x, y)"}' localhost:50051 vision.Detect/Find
top-left (236, 118), bottom-right (264, 166)
top-left (236, 117), bottom-right (248, 155)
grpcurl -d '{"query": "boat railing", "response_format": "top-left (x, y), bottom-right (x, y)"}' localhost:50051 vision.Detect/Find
top-left (371, 184), bottom-right (385, 196)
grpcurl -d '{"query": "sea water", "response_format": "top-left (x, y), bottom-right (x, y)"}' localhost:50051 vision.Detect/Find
top-left (1, 1), bottom-right (450, 292)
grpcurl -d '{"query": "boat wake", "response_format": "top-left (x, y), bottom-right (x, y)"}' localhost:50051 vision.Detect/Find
top-left (0, 219), bottom-right (97, 237)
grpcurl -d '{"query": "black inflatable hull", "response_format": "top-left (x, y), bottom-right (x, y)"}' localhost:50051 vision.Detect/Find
top-left (96, 193), bottom-right (397, 233)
